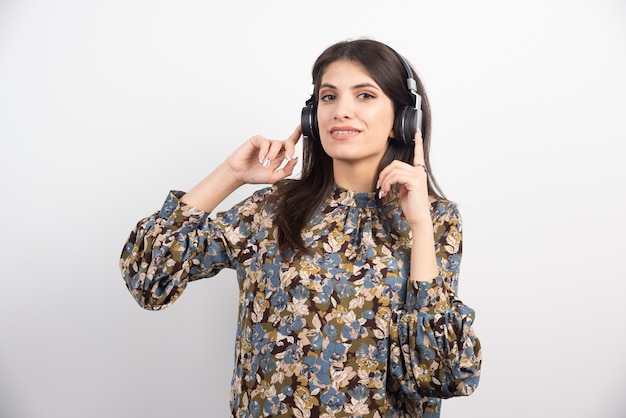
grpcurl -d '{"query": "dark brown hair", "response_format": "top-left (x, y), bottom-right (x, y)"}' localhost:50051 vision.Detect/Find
top-left (275, 38), bottom-right (446, 254)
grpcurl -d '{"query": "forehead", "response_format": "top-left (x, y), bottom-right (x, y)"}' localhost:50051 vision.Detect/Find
top-left (319, 59), bottom-right (376, 85)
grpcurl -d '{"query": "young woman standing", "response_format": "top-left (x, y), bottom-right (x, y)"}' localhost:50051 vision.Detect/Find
top-left (120, 38), bottom-right (481, 417)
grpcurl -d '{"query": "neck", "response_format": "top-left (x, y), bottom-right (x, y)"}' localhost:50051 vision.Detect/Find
top-left (332, 159), bottom-right (378, 192)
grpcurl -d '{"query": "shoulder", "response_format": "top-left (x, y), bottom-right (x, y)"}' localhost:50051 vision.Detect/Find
top-left (214, 185), bottom-right (279, 224)
top-left (229, 185), bottom-right (279, 208)
top-left (249, 185), bottom-right (278, 203)
top-left (431, 198), bottom-right (462, 226)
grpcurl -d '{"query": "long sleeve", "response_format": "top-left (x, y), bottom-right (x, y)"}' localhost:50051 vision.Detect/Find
top-left (119, 186), bottom-right (480, 417)
top-left (388, 201), bottom-right (481, 401)
top-left (119, 190), bottom-right (236, 310)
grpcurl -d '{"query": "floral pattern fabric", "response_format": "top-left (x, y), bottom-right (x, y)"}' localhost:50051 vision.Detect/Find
top-left (120, 185), bottom-right (481, 417)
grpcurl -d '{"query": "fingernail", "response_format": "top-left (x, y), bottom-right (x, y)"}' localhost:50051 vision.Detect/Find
top-left (376, 179), bottom-right (380, 189)
top-left (378, 189), bottom-right (383, 199)
top-left (285, 155), bottom-right (292, 162)
top-left (262, 158), bottom-right (271, 168)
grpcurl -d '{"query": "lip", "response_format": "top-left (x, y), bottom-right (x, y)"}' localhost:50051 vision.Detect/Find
top-left (329, 126), bottom-right (361, 139)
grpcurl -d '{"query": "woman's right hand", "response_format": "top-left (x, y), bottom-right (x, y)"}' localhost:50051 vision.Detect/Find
top-left (225, 125), bottom-right (301, 185)
top-left (180, 126), bottom-right (301, 213)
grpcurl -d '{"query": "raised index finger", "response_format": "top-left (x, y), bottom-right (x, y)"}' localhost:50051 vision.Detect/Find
top-left (413, 130), bottom-right (425, 166)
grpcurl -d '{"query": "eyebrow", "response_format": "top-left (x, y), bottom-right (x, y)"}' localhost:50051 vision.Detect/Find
top-left (319, 82), bottom-right (381, 91)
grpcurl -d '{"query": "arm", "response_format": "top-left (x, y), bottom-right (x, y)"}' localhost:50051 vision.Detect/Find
top-left (377, 130), bottom-right (438, 283)
top-left (119, 191), bottom-right (231, 310)
top-left (389, 201), bottom-right (482, 398)
top-left (120, 186), bottom-right (279, 310)
top-left (378, 132), bottom-right (480, 397)
top-left (119, 127), bottom-right (301, 309)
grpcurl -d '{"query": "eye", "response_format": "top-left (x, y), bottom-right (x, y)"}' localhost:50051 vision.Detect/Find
top-left (357, 92), bottom-right (376, 100)
top-left (320, 94), bottom-right (335, 102)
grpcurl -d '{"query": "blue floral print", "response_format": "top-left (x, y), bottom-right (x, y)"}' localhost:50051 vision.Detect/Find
top-left (120, 184), bottom-right (481, 417)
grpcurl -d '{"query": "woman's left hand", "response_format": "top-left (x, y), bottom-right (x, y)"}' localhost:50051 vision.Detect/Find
top-left (377, 131), bottom-right (431, 226)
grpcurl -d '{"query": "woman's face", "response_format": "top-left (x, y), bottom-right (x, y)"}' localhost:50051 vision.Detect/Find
top-left (316, 59), bottom-right (395, 170)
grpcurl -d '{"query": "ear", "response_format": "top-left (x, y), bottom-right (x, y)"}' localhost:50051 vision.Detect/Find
top-left (390, 107), bottom-right (402, 140)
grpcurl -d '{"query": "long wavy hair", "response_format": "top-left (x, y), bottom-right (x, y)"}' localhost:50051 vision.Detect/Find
top-left (275, 39), bottom-right (446, 254)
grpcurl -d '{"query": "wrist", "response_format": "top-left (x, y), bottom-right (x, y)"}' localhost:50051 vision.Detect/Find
top-left (180, 164), bottom-right (243, 212)
top-left (409, 217), bottom-right (434, 233)
top-left (216, 162), bottom-right (245, 190)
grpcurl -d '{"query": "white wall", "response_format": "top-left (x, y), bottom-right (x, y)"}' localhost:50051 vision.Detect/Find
top-left (1, 0), bottom-right (625, 417)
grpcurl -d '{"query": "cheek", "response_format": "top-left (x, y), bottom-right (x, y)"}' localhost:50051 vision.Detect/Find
top-left (369, 109), bottom-right (395, 134)
top-left (316, 107), bottom-right (332, 127)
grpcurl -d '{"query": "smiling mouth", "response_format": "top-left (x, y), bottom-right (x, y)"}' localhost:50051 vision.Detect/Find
top-left (330, 129), bottom-right (360, 135)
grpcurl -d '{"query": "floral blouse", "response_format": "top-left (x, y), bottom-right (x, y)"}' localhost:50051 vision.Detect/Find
top-left (119, 184), bottom-right (481, 418)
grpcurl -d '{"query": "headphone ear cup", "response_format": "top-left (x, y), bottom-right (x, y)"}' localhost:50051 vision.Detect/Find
top-left (393, 106), bottom-right (417, 145)
top-left (301, 104), bottom-right (319, 141)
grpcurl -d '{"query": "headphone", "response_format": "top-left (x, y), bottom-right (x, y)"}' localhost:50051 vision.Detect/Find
top-left (300, 49), bottom-right (423, 145)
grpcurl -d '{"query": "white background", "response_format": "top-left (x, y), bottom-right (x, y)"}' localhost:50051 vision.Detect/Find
top-left (1, 0), bottom-right (625, 417)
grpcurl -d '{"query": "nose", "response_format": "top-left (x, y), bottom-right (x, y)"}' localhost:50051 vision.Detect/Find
top-left (333, 96), bottom-right (354, 120)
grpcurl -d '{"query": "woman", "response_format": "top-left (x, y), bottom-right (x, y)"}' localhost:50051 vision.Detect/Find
top-left (120, 38), bottom-right (481, 417)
